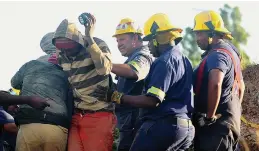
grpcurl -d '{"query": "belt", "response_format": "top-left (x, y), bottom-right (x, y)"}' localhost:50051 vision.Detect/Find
top-left (74, 108), bottom-right (113, 115)
top-left (163, 116), bottom-right (192, 127)
top-left (15, 108), bottom-right (70, 128)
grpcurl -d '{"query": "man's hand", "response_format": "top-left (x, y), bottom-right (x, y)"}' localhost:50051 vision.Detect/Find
top-left (91, 85), bottom-right (123, 104)
top-left (27, 96), bottom-right (50, 110)
top-left (8, 105), bottom-right (19, 114)
top-left (83, 13), bottom-right (96, 41)
top-left (196, 113), bottom-right (222, 127)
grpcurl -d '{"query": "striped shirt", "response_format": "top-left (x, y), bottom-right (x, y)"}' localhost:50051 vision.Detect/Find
top-left (53, 19), bottom-right (114, 111)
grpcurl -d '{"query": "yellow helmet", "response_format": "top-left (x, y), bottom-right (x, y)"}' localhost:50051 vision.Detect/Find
top-left (156, 30), bottom-right (182, 45)
top-left (143, 13), bottom-right (182, 41)
top-left (113, 18), bottom-right (142, 37)
top-left (193, 10), bottom-right (233, 39)
top-left (9, 88), bottom-right (20, 95)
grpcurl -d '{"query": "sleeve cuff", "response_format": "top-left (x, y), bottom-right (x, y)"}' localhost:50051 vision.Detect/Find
top-left (128, 61), bottom-right (140, 72)
top-left (128, 61), bottom-right (142, 81)
top-left (146, 86), bottom-right (165, 102)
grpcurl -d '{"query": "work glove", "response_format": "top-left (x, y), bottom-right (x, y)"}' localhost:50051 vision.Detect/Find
top-left (196, 113), bottom-right (222, 127)
top-left (91, 85), bottom-right (123, 104)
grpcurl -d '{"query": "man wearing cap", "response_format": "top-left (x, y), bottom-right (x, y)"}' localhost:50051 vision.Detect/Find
top-left (192, 10), bottom-right (245, 151)
top-left (11, 36), bottom-right (72, 151)
top-left (52, 13), bottom-right (116, 151)
top-left (93, 13), bottom-right (195, 151)
top-left (112, 18), bottom-right (153, 151)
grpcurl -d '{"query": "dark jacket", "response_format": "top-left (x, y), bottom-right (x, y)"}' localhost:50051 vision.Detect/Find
top-left (11, 60), bottom-right (73, 128)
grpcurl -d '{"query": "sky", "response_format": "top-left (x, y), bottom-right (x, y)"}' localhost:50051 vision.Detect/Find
top-left (0, 1), bottom-right (259, 90)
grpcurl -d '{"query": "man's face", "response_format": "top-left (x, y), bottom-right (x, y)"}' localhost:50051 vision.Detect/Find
top-left (55, 38), bottom-right (82, 57)
top-left (116, 34), bottom-right (136, 57)
top-left (194, 31), bottom-right (209, 50)
top-left (148, 40), bottom-right (159, 57)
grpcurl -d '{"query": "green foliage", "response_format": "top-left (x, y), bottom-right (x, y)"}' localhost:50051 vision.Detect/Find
top-left (220, 4), bottom-right (251, 68)
top-left (181, 27), bottom-right (201, 67)
top-left (112, 128), bottom-right (120, 151)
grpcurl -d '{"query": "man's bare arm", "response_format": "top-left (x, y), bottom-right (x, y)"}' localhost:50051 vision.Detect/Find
top-left (112, 64), bottom-right (138, 79)
top-left (207, 69), bottom-right (224, 118)
top-left (0, 91), bottom-right (50, 110)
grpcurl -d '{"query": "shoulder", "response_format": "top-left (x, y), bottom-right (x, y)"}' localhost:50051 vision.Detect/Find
top-left (133, 47), bottom-right (153, 61)
top-left (207, 50), bottom-right (231, 63)
top-left (152, 58), bottom-right (172, 71)
top-left (24, 60), bottom-right (43, 67)
top-left (93, 37), bottom-right (107, 46)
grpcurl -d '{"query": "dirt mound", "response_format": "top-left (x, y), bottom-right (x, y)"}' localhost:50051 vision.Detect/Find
top-left (241, 64), bottom-right (259, 150)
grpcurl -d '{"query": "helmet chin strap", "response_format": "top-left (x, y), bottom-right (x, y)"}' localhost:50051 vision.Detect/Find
top-left (152, 39), bottom-right (158, 47)
top-left (152, 39), bottom-right (161, 57)
top-left (206, 31), bottom-right (214, 51)
top-left (152, 38), bottom-right (176, 57)
top-left (204, 20), bottom-right (215, 51)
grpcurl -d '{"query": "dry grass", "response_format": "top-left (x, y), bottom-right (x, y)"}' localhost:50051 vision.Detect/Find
top-left (240, 64), bottom-right (259, 151)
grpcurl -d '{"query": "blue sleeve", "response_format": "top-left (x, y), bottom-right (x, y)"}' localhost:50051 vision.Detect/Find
top-left (0, 108), bottom-right (14, 124)
top-left (206, 51), bottom-right (230, 74)
top-left (145, 61), bottom-right (173, 102)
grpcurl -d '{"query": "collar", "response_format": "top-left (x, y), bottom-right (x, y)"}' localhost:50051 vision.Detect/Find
top-left (201, 40), bottom-right (225, 59)
top-left (160, 45), bottom-right (175, 56)
top-left (127, 46), bottom-right (144, 58)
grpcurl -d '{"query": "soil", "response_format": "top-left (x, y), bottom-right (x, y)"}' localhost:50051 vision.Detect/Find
top-left (240, 64), bottom-right (259, 151)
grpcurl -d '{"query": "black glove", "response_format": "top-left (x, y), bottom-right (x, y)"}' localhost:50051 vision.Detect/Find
top-left (196, 113), bottom-right (222, 127)
top-left (197, 116), bottom-right (216, 127)
top-left (91, 85), bottom-right (124, 104)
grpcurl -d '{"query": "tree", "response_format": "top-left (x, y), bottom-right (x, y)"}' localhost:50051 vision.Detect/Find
top-left (220, 4), bottom-right (250, 68)
top-left (182, 4), bottom-right (251, 68)
top-left (181, 27), bottom-right (201, 67)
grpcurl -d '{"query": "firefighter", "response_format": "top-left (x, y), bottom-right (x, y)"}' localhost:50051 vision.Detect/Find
top-left (192, 10), bottom-right (245, 151)
top-left (112, 18), bottom-right (153, 151)
top-left (93, 13), bottom-right (195, 151)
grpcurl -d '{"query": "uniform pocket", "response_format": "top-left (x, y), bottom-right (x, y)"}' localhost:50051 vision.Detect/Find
top-left (139, 120), bottom-right (156, 135)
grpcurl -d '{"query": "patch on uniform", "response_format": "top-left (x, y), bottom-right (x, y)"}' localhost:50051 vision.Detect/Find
top-left (128, 55), bottom-right (148, 72)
